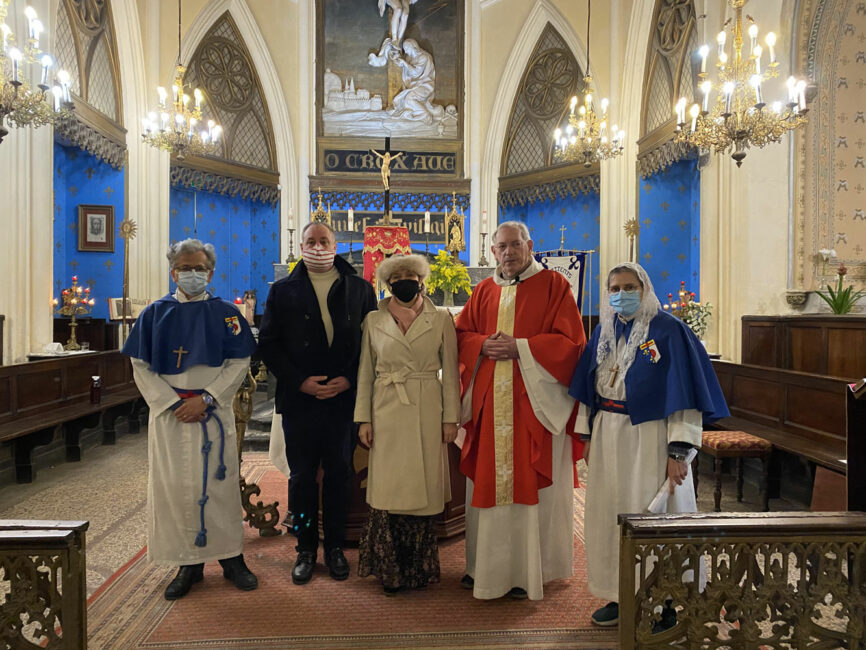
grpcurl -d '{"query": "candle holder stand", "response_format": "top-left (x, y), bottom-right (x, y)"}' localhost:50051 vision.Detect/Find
top-left (286, 227), bottom-right (296, 263)
top-left (478, 232), bottom-right (489, 267)
top-left (53, 276), bottom-right (95, 351)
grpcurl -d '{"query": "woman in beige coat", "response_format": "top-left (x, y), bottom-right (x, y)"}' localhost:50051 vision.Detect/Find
top-left (355, 253), bottom-right (460, 595)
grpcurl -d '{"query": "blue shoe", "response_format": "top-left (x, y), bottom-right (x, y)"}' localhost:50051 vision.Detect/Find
top-left (591, 602), bottom-right (619, 627)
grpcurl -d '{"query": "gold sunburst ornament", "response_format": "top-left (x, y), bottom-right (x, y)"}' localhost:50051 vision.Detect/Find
top-left (673, 0), bottom-right (809, 167)
top-left (141, 0), bottom-right (220, 160)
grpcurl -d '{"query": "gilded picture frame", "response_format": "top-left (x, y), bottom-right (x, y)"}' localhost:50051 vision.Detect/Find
top-left (78, 205), bottom-right (115, 252)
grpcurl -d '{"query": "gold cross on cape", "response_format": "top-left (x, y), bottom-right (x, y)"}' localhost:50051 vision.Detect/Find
top-left (173, 346), bottom-right (189, 369)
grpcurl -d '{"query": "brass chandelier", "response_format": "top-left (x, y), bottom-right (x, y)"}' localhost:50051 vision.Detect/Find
top-left (141, 0), bottom-right (220, 160)
top-left (674, 0), bottom-right (808, 167)
top-left (553, 0), bottom-right (624, 167)
top-left (0, 0), bottom-right (72, 144)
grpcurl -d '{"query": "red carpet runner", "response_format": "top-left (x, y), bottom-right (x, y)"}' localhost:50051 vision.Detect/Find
top-left (88, 456), bottom-right (615, 649)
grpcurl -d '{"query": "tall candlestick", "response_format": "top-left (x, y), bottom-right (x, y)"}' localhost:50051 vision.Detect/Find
top-left (347, 208), bottom-right (354, 231)
top-left (424, 210), bottom-right (430, 233)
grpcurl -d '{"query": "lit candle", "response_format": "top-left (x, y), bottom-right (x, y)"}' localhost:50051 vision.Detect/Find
top-left (750, 75), bottom-right (763, 105)
top-left (601, 97), bottom-right (609, 115)
top-left (578, 120), bottom-right (586, 138)
top-left (570, 95), bottom-right (577, 114)
top-left (1, 24), bottom-right (10, 54)
top-left (717, 31), bottom-right (726, 56)
top-left (554, 127), bottom-right (562, 142)
top-left (24, 6), bottom-right (37, 39)
top-left (161, 112), bottom-right (169, 130)
top-left (234, 297), bottom-right (243, 304)
top-left (347, 208), bottom-right (354, 231)
top-left (175, 114), bottom-right (184, 131)
top-left (700, 80), bottom-right (712, 112)
top-left (182, 93), bottom-right (190, 108)
top-left (689, 103), bottom-right (700, 132)
top-left (172, 84), bottom-right (179, 104)
top-left (723, 81), bottom-right (735, 114)
top-left (763, 34), bottom-right (776, 69)
top-left (675, 96), bottom-right (687, 124)
top-left (40, 55), bottom-right (52, 87)
top-left (481, 209), bottom-right (488, 232)
top-left (72, 275), bottom-right (77, 282)
top-left (84, 287), bottom-right (90, 294)
top-left (52, 86), bottom-right (62, 111)
top-left (9, 47), bottom-right (21, 83)
top-left (617, 129), bottom-right (625, 146)
top-left (57, 69), bottom-right (70, 101)
top-left (600, 120), bottom-right (606, 136)
top-left (578, 105), bottom-right (586, 117)
top-left (212, 125), bottom-right (222, 143)
top-left (288, 207), bottom-right (294, 229)
top-left (194, 88), bottom-right (203, 110)
top-left (157, 86), bottom-right (167, 107)
top-left (424, 210), bottom-right (430, 233)
top-left (32, 19), bottom-right (43, 49)
top-left (753, 44), bottom-right (762, 74)
top-left (786, 76), bottom-right (797, 103)
top-left (719, 51), bottom-right (728, 68)
top-left (772, 101), bottom-right (782, 114)
top-left (748, 24), bottom-right (758, 54)
top-left (699, 45), bottom-right (709, 73)
top-left (796, 80), bottom-right (807, 110)
top-left (585, 93), bottom-right (592, 109)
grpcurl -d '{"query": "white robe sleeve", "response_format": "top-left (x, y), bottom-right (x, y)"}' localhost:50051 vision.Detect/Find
top-left (666, 408), bottom-right (703, 447)
top-left (515, 338), bottom-right (575, 435)
top-left (574, 402), bottom-right (591, 437)
top-left (131, 358), bottom-right (183, 417)
top-left (203, 357), bottom-right (251, 407)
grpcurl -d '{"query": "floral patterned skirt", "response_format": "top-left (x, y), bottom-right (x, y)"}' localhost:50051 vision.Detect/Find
top-left (357, 508), bottom-right (440, 590)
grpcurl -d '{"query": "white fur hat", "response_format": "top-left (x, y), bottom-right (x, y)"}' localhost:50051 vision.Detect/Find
top-left (376, 253), bottom-right (430, 284)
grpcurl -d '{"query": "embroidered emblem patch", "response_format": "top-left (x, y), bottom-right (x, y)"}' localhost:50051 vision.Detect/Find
top-left (640, 339), bottom-right (661, 363)
top-left (225, 315), bottom-right (241, 335)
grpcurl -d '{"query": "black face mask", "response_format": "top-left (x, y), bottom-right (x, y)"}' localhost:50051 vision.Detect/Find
top-left (390, 279), bottom-right (422, 303)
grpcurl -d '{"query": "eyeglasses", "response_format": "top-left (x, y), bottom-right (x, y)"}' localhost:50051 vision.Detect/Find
top-left (174, 265), bottom-right (210, 272)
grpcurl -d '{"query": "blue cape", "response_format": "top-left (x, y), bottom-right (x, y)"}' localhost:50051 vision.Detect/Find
top-left (122, 294), bottom-right (256, 375)
top-left (568, 309), bottom-right (729, 428)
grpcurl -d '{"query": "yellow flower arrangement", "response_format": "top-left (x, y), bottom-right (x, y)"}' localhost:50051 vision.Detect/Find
top-left (426, 249), bottom-right (472, 297)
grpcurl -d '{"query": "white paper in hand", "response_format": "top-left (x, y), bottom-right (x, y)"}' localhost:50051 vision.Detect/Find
top-left (647, 447), bottom-right (698, 513)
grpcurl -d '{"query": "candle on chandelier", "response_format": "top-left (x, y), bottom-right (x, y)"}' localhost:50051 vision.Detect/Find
top-left (765, 32), bottom-right (776, 64)
top-left (194, 88), bottom-right (203, 110)
top-left (601, 97), bottom-right (609, 115)
top-left (554, 127), bottom-right (562, 146)
top-left (24, 6), bottom-right (37, 39)
top-left (1, 24), bottom-right (10, 55)
top-left (172, 84), bottom-right (179, 104)
top-left (754, 45), bottom-right (762, 74)
top-left (675, 97), bottom-right (687, 124)
top-left (700, 80), bottom-right (712, 113)
top-left (719, 51), bottom-right (728, 68)
top-left (786, 76), bottom-right (797, 103)
top-left (772, 101), bottom-right (782, 114)
top-left (748, 24), bottom-right (758, 54)
top-left (57, 69), bottom-right (70, 101)
top-left (723, 82), bottom-right (735, 114)
top-left (52, 86), bottom-right (62, 111)
top-left (570, 95), bottom-right (577, 115)
top-left (796, 80), bottom-right (807, 110)
top-left (182, 94), bottom-right (190, 108)
top-left (585, 93), bottom-right (592, 110)
top-left (699, 45), bottom-right (709, 73)
top-left (578, 120), bottom-right (586, 138)
top-left (157, 86), bottom-right (167, 107)
top-left (40, 55), bottom-right (52, 87)
top-left (750, 75), bottom-right (763, 106)
top-left (212, 125), bottom-right (222, 143)
top-left (9, 47), bottom-right (21, 83)
top-left (347, 208), bottom-right (354, 231)
top-left (424, 210), bottom-right (430, 233)
top-left (689, 104), bottom-right (700, 132)
top-left (716, 31), bottom-right (726, 57)
top-left (161, 112), bottom-right (169, 131)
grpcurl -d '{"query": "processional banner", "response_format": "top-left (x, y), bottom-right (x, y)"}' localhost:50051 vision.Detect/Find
top-left (534, 250), bottom-right (589, 315)
top-left (363, 226), bottom-right (412, 284)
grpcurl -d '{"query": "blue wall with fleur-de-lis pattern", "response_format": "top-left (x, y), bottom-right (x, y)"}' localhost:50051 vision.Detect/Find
top-left (637, 157), bottom-right (701, 303)
top-left (499, 190), bottom-right (601, 315)
top-left (169, 186), bottom-right (279, 314)
top-left (53, 143), bottom-right (126, 320)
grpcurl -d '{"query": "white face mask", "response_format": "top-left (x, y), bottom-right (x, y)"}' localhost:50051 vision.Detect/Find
top-left (302, 245), bottom-right (336, 272)
top-left (175, 270), bottom-right (209, 296)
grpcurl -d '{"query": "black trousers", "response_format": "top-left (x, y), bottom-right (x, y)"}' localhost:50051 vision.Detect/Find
top-left (281, 414), bottom-right (355, 554)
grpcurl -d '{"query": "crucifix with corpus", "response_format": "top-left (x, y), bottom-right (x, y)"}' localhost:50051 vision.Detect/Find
top-left (370, 137), bottom-right (404, 226)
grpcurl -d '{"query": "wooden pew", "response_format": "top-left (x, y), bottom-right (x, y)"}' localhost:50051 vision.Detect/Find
top-left (710, 360), bottom-right (864, 509)
top-left (0, 351), bottom-right (142, 483)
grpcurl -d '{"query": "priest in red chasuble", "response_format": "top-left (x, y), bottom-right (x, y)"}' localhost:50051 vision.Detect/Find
top-left (455, 221), bottom-right (586, 600)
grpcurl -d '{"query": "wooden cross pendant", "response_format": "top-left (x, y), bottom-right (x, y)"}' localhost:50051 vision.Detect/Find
top-left (173, 346), bottom-right (189, 369)
top-left (608, 364), bottom-right (620, 388)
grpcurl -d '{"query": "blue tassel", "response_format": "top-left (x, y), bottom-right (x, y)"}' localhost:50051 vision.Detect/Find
top-left (215, 464), bottom-right (226, 480)
top-left (195, 530), bottom-right (207, 547)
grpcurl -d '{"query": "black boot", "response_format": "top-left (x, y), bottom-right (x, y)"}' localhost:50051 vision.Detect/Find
top-left (292, 549), bottom-right (316, 585)
top-left (219, 554), bottom-right (258, 591)
top-left (325, 547), bottom-right (349, 581)
top-left (164, 564), bottom-right (204, 600)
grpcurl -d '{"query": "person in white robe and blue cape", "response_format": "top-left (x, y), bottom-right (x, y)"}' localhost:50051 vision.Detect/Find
top-left (568, 262), bottom-right (728, 629)
top-left (123, 239), bottom-right (259, 601)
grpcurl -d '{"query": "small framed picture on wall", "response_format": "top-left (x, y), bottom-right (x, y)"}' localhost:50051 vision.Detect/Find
top-left (78, 205), bottom-right (115, 252)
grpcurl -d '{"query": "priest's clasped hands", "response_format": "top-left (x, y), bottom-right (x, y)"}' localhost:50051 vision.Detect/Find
top-left (300, 375), bottom-right (351, 400)
top-left (481, 331), bottom-right (519, 360)
top-left (174, 396), bottom-right (208, 423)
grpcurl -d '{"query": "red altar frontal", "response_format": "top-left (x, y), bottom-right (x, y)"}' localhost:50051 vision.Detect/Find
top-left (362, 225), bottom-right (412, 284)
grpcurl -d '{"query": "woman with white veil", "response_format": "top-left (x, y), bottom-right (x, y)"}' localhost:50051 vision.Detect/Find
top-left (569, 262), bottom-right (728, 630)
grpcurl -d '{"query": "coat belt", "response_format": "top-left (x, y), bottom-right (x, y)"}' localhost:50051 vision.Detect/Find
top-left (376, 370), bottom-right (438, 405)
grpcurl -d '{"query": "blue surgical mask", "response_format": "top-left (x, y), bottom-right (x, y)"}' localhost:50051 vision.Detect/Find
top-left (176, 270), bottom-right (209, 297)
top-left (609, 290), bottom-right (642, 316)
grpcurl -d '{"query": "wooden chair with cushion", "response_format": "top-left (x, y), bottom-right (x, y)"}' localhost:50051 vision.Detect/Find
top-left (696, 430), bottom-right (772, 512)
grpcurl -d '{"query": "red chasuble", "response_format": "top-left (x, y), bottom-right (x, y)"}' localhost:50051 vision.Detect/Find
top-left (456, 269), bottom-right (586, 508)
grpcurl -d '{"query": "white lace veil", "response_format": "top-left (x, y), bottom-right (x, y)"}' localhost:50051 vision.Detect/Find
top-left (596, 262), bottom-right (661, 375)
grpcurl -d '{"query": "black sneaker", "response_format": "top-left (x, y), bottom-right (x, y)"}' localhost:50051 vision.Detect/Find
top-left (460, 574), bottom-right (474, 589)
top-left (325, 547), bottom-right (350, 581)
top-left (591, 602), bottom-right (619, 627)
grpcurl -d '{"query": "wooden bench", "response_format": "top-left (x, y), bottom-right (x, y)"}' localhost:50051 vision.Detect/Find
top-left (0, 351), bottom-right (143, 483)
top-left (710, 360), bottom-right (863, 508)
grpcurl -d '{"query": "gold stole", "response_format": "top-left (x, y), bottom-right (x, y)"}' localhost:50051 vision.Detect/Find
top-left (492, 284), bottom-right (517, 505)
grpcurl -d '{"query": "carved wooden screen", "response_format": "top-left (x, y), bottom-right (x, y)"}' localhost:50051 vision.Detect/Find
top-left (638, 0), bottom-right (698, 175)
top-left (183, 12), bottom-right (277, 174)
top-left (500, 24), bottom-right (582, 177)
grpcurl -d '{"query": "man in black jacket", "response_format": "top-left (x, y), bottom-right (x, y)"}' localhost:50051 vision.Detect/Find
top-left (258, 222), bottom-right (376, 585)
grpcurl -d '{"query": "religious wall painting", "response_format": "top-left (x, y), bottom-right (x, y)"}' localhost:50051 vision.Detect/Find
top-left (316, 0), bottom-right (465, 181)
top-left (77, 205), bottom-right (115, 252)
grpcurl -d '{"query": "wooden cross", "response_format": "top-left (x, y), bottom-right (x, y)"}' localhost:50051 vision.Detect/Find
top-left (173, 346), bottom-right (189, 369)
top-left (608, 364), bottom-right (620, 387)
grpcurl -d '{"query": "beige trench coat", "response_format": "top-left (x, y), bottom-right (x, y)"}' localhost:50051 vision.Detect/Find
top-left (354, 297), bottom-right (460, 516)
